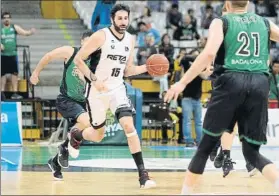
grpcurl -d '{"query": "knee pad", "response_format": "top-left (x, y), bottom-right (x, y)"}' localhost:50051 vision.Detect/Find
top-left (242, 140), bottom-right (272, 172)
top-left (115, 107), bottom-right (135, 121)
top-left (188, 134), bottom-right (221, 174)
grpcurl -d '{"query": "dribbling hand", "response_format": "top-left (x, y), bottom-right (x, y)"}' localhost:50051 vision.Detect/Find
top-left (30, 71), bottom-right (39, 85)
top-left (93, 79), bottom-right (108, 93)
top-left (164, 81), bottom-right (186, 103)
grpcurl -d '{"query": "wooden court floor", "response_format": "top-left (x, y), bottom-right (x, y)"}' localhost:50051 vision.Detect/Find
top-left (1, 171), bottom-right (278, 195)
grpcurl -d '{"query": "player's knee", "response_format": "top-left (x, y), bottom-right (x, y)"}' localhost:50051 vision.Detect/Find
top-left (188, 134), bottom-right (221, 174)
top-left (242, 140), bottom-right (272, 172)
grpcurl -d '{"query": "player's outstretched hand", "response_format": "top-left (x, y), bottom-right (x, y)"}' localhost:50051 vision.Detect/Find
top-left (30, 71), bottom-right (39, 85)
top-left (164, 81), bottom-right (186, 103)
top-left (202, 65), bottom-right (214, 77)
top-left (94, 79), bottom-right (108, 93)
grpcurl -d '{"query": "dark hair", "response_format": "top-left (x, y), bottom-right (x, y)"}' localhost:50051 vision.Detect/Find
top-left (188, 9), bottom-right (194, 14)
top-left (110, 4), bottom-right (130, 19)
top-left (1, 12), bottom-right (11, 19)
top-left (81, 30), bottom-right (93, 40)
top-left (171, 3), bottom-right (179, 9)
top-left (137, 21), bottom-right (146, 28)
top-left (161, 33), bottom-right (171, 46)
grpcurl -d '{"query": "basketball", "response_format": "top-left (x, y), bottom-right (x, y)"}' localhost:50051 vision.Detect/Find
top-left (146, 54), bottom-right (169, 76)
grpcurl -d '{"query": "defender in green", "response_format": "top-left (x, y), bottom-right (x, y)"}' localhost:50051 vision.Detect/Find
top-left (1, 12), bottom-right (35, 99)
top-left (164, 1), bottom-right (279, 194)
top-left (30, 31), bottom-right (102, 180)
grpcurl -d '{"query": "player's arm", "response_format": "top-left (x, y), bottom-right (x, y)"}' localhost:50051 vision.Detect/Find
top-left (269, 20), bottom-right (279, 42)
top-left (179, 19), bottom-right (224, 86)
top-left (124, 36), bottom-right (147, 77)
top-left (74, 30), bottom-right (105, 82)
top-left (14, 25), bottom-right (35, 36)
top-left (1, 43), bottom-right (4, 51)
top-left (33, 46), bottom-right (74, 74)
top-left (30, 46), bottom-right (74, 85)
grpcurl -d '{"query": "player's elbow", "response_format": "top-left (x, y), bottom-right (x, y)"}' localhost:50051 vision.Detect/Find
top-left (73, 55), bottom-right (83, 68)
top-left (203, 51), bottom-right (215, 62)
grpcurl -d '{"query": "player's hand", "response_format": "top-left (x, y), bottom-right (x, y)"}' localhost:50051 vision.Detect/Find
top-left (30, 71), bottom-right (39, 85)
top-left (93, 79), bottom-right (108, 93)
top-left (201, 65), bottom-right (213, 77)
top-left (164, 81), bottom-right (186, 103)
top-left (1, 44), bottom-right (4, 51)
top-left (30, 28), bottom-right (36, 35)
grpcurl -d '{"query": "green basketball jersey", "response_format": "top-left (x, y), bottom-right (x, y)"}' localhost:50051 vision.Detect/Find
top-left (60, 47), bottom-right (91, 102)
top-left (1, 24), bottom-right (17, 56)
top-left (222, 12), bottom-right (270, 74)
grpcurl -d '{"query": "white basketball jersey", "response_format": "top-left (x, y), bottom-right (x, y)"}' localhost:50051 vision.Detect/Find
top-left (95, 28), bottom-right (133, 90)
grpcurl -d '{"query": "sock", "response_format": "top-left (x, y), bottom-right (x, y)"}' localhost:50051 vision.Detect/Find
top-left (181, 184), bottom-right (189, 195)
top-left (223, 150), bottom-right (230, 158)
top-left (61, 138), bottom-right (69, 148)
top-left (132, 152), bottom-right (145, 176)
top-left (275, 178), bottom-right (279, 189)
top-left (72, 129), bottom-right (84, 141)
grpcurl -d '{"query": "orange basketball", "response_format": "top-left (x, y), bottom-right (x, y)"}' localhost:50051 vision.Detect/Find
top-left (146, 54), bottom-right (169, 76)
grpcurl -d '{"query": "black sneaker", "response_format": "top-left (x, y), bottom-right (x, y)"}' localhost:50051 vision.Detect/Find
top-left (139, 170), bottom-right (156, 189)
top-left (47, 158), bottom-right (63, 180)
top-left (246, 161), bottom-right (257, 177)
top-left (222, 157), bottom-right (236, 178)
top-left (214, 151), bottom-right (224, 168)
top-left (210, 146), bottom-right (219, 162)
top-left (57, 145), bottom-right (69, 168)
top-left (68, 128), bottom-right (82, 158)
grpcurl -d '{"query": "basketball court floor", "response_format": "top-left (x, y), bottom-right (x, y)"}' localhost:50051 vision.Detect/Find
top-left (1, 143), bottom-right (279, 195)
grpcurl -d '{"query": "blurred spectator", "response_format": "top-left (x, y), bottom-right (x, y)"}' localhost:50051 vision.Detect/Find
top-left (160, 91), bottom-right (183, 144)
top-left (137, 34), bottom-right (157, 65)
top-left (201, 1), bottom-right (213, 17)
top-left (180, 50), bottom-right (211, 147)
top-left (269, 60), bottom-right (279, 101)
top-left (133, 6), bottom-right (152, 29)
top-left (172, 48), bottom-right (186, 84)
top-left (201, 5), bottom-right (216, 29)
top-left (136, 22), bottom-right (160, 47)
top-left (166, 3), bottom-right (182, 32)
top-left (1, 12), bottom-right (35, 99)
top-left (255, 0), bottom-right (268, 16)
top-left (158, 33), bottom-right (174, 73)
top-left (215, 1), bottom-right (224, 16)
top-left (173, 14), bottom-right (200, 41)
top-left (188, 9), bottom-right (197, 28)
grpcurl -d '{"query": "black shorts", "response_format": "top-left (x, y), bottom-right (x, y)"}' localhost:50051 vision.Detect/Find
top-left (204, 72), bottom-right (269, 145)
top-left (56, 94), bottom-right (87, 125)
top-left (1, 55), bottom-right (18, 76)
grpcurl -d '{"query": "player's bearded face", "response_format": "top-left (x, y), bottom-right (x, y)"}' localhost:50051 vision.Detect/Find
top-left (112, 11), bottom-right (129, 34)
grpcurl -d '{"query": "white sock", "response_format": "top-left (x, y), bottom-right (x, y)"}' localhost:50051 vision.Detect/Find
top-left (275, 178), bottom-right (279, 190)
top-left (181, 184), bottom-right (190, 195)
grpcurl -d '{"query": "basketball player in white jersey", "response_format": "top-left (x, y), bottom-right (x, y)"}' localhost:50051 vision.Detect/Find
top-left (68, 4), bottom-right (156, 189)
